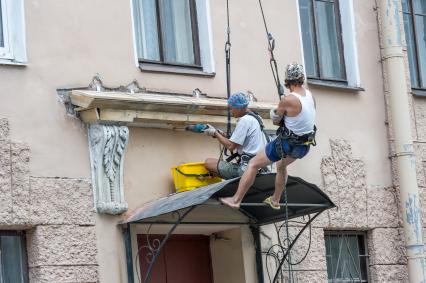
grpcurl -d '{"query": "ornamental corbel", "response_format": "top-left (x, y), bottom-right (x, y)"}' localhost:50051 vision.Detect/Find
top-left (88, 124), bottom-right (129, 214)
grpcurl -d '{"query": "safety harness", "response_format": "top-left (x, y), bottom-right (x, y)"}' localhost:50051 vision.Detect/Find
top-left (275, 124), bottom-right (317, 159)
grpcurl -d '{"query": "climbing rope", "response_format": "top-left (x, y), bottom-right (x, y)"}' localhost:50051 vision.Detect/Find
top-left (225, 0), bottom-right (232, 137)
top-left (258, 0), bottom-right (285, 99)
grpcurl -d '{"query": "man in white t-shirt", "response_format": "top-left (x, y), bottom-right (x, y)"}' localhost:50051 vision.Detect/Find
top-left (204, 92), bottom-right (267, 179)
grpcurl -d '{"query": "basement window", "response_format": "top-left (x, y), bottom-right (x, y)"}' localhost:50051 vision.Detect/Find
top-left (0, 231), bottom-right (28, 283)
top-left (325, 231), bottom-right (369, 283)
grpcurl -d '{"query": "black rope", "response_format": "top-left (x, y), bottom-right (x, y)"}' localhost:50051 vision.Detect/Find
top-left (258, 0), bottom-right (284, 99)
top-left (225, 0), bottom-right (232, 137)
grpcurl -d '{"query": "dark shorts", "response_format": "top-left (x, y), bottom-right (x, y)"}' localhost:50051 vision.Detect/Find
top-left (265, 137), bottom-right (310, 162)
top-left (217, 160), bottom-right (243, 180)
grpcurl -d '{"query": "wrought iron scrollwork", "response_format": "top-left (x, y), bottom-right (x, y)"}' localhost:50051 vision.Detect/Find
top-left (262, 212), bottom-right (321, 283)
top-left (134, 206), bottom-right (196, 283)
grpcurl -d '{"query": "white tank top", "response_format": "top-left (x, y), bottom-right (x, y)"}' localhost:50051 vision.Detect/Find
top-left (284, 90), bottom-right (316, 136)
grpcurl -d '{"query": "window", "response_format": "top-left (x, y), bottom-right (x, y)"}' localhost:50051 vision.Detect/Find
top-left (0, 0), bottom-right (11, 58)
top-left (298, 0), bottom-right (360, 88)
top-left (325, 232), bottom-right (369, 283)
top-left (0, 232), bottom-right (28, 283)
top-left (403, 0), bottom-right (426, 89)
top-left (0, 0), bottom-right (26, 64)
top-left (132, 0), bottom-right (214, 74)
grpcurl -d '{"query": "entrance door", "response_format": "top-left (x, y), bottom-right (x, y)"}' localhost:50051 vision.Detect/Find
top-left (137, 234), bottom-right (213, 283)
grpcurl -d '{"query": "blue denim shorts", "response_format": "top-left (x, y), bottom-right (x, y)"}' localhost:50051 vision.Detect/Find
top-left (265, 137), bottom-right (310, 162)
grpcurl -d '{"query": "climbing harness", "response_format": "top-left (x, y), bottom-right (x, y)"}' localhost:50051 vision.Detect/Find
top-left (275, 125), bottom-right (317, 159)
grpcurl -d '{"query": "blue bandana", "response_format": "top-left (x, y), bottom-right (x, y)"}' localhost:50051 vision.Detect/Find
top-left (228, 92), bottom-right (249, 109)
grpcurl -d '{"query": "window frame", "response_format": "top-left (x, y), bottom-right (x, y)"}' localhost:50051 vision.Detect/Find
top-left (0, 0), bottom-right (13, 60)
top-left (137, 0), bottom-right (202, 70)
top-left (0, 0), bottom-right (26, 65)
top-left (302, 0), bottom-right (347, 83)
top-left (324, 231), bottom-right (370, 283)
top-left (403, 0), bottom-right (426, 90)
top-left (0, 231), bottom-right (29, 283)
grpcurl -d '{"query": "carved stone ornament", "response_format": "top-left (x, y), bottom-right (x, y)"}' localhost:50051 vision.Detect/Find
top-left (88, 124), bottom-right (129, 214)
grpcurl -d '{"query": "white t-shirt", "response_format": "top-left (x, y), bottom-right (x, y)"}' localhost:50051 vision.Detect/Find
top-left (229, 114), bottom-right (267, 156)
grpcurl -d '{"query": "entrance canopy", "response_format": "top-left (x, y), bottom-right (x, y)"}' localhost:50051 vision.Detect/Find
top-left (121, 173), bottom-right (335, 226)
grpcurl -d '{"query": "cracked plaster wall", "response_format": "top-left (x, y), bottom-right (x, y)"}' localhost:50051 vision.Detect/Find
top-left (0, 118), bottom-right (98, 283)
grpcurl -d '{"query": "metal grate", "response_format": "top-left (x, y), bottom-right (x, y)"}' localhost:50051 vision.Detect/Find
top-left (324, 232), bottom-right (369, 283)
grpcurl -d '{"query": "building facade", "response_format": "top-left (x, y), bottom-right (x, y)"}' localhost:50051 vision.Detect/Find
top-left (0, 0), bottom-right (425, 282)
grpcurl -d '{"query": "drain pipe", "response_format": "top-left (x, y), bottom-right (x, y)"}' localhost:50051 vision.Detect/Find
top-left (376, 0), bottom-right (426, 281)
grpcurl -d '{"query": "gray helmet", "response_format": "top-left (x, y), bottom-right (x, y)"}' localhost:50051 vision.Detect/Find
top-left (285, 62), bottom-right (305, 81)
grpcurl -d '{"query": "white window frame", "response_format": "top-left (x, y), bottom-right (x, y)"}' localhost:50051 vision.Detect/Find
top-left (297, 0), bottom-right (361, 88)
top-left (0, 0), bottom-right (13, 59)
top-left (0, 0), bottom-right (26, 65)
top-left (130, 0), bottom-right (215, 74)
top-left (339, 0), bottom-right (360, 87)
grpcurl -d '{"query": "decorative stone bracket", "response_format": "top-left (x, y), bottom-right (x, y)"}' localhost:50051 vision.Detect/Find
top-left (88, 124), bottom-right (129, 215)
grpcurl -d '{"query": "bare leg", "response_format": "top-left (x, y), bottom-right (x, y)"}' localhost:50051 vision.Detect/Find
top-left (204, 158), bottom-right (220, 175)
top-left (220, 150), bottom-right (272, 208)
top-left (272, 157), bottom-right (296, 205)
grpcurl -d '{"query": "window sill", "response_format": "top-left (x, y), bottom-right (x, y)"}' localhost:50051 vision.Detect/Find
top-left (412, 89), bottom-right (426, 97)
top-left (0, 58), bottom-right (27, 66)
top-left (139, 63), bottom-right (215, 77)
top-left (307, 79), bottom-right (364, 92)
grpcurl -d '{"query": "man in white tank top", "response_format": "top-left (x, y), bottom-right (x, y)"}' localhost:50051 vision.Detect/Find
top-left (220, 63), bottom-right (316, 209)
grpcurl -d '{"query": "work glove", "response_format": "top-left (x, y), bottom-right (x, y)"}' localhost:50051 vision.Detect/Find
top-left (203, 124), bottom-right (217, 137)
top-left (270, 108), bottom-right (282, 123)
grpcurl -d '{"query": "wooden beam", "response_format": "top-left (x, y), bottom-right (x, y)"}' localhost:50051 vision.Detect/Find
top-left (97, 109), bottom-right (277, 131)
top-left (79, 108), bottom-right (99, 124)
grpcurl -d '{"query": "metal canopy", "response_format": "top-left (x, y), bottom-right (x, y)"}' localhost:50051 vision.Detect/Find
top-left (121, 173), bottom-right (335, 226)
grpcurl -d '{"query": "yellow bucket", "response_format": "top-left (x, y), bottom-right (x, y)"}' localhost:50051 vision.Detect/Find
top-left (171, 162), bottom-right (222, 193)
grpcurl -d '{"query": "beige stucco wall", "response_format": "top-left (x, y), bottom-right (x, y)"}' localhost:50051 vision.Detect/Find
top-left (1, 0), bottom-right (390, 186)
top-left (0, 0), bottom-right (401, 282)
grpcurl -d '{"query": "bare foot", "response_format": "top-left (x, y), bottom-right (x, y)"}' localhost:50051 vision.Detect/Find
top-left (219, 197), bottom-right (240, 209)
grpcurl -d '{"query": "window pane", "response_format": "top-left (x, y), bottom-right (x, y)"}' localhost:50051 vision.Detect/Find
top-left (1, 236), bottom-right (25, 283)
top-left (134, 0), bottom-right (160, 61)
top-left (0, 0), bottom-right (4, 47)
top-left (404, 13), bottom-right (420, 88)
top-left (299, 0), bottom-right (318, 77)
top-left (414, 0), bottom-right (426, 14)
top-left (325, 234), bottom-right (367, 282)
top-left (159, 0), bottom-right (195, 65)
top-left (402, 0), bottom-right (411, 13)
top-left (315, 0), bottom-right (346, 80)
top-left (415, 15), bottom-right (426, 88)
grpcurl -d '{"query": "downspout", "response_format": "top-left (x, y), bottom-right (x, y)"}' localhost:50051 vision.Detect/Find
top-left (376, 0), bottom-right (426, 281)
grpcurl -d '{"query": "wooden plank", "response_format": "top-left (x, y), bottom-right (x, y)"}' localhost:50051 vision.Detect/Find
top-left (70, 91), bottom-right (96, 108)
top-left (70, 90), bottom-right (275, 118)
top-left (96, 109), bottom-right (277, 131)
top-left (99, 109), bottom-right (136, 122)
top-left (79, 108), bottom-right (99, 124)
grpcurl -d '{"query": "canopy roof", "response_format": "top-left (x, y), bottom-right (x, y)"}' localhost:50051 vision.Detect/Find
top-left (121, 173), bottom-right (335, 226)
